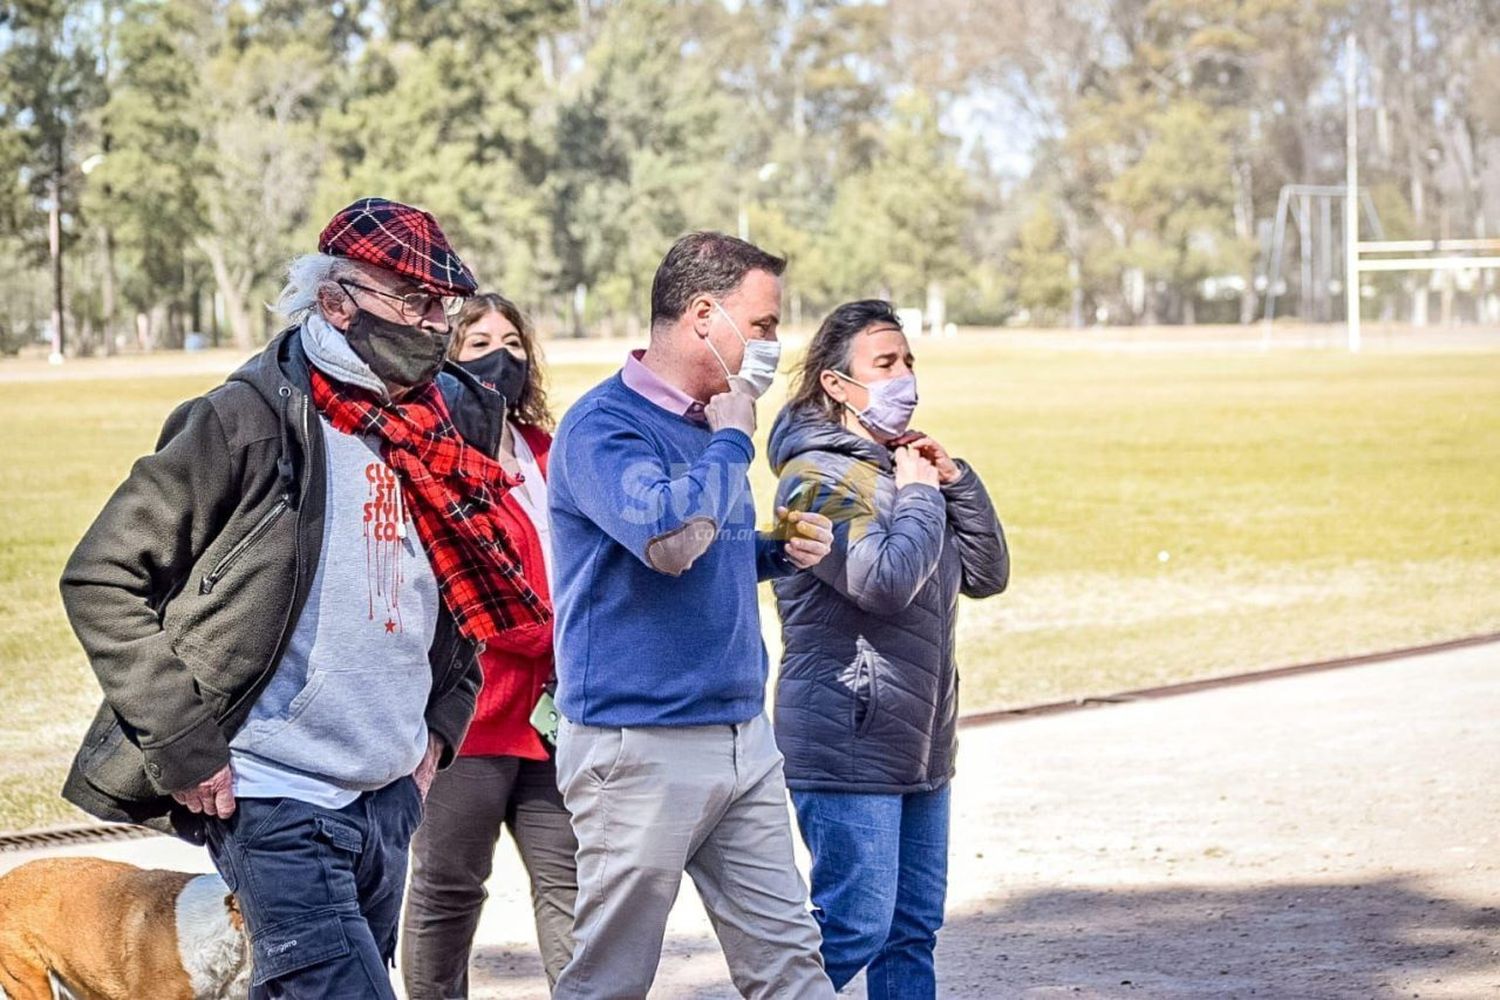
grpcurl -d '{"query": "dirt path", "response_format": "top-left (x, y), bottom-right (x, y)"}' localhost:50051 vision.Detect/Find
top-left (5, 325), bottom-right (1498, 386)
top-left (4, 643), bottom-right (1496, 998)
top-left (930, 641), bottom-right (1499, 999)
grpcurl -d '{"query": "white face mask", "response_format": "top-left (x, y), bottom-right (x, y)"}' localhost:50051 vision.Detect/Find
top-left (704, 300), bottom-right (781, 399)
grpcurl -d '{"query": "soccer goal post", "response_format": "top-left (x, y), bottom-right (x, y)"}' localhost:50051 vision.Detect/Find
top-left (1344, 33), bottom-right (1500, 352)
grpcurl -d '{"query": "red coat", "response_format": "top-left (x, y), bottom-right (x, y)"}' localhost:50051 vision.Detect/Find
top-left (458, 423), bottom-right (554, 760)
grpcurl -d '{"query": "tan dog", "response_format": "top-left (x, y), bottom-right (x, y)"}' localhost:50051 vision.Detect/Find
top-left (0, 857), bottom-right (251, 1000)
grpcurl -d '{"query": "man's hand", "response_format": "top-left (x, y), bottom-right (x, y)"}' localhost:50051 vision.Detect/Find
top-left (906, 435), bottom-right (962, 484)
top-left (414, 733), bottom-right (444, 801)
top-left (894, 445), bottom-right (941, 489)
top-left (171, 764), bottom-right (236, 819)
top-left (778, 508), bottom-right (833, 569)
top-left (705, 385), bottom-right (757, 437)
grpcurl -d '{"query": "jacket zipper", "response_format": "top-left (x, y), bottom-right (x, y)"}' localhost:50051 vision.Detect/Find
top-left (199, 497), bottom-right (290, 595)
top-left (220, 392), bottom-right (310, 725)
top-left (854, 650), bottom-right (880, 737)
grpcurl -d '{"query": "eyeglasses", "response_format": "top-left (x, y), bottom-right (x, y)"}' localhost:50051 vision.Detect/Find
top-left (338, 280), bottom-right (465, 324)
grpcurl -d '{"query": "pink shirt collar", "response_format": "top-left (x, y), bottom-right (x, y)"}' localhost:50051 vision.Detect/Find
top-left (620, 350), bottom-right (708, 423)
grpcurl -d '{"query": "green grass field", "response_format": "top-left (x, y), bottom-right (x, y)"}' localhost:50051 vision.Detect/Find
top-left (2, 334), bottom-right (1498, 830)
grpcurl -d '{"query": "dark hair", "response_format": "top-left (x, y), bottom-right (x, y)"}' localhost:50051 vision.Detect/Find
top-left (649, 231), bottom-right (787, 331)
top-left (450, 292), bottom-right (554, 431)
top-left (785, 299), bottom-right (903, 423)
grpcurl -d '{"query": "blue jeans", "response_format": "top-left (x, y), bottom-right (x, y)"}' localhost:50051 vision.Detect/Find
top-left (792, 785), bottom-right (950, 998)
top-left (205, 777), bottom-right (425, 999)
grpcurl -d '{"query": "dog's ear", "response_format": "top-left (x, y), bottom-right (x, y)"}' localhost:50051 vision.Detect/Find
top-left (225, 893), bottom-right (246, 933)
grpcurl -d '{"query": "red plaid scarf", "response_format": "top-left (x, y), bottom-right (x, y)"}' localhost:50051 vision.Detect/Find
top-left (309, 369), bottom-right (551, 642)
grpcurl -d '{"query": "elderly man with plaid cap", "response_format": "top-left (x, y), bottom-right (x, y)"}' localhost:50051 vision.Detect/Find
top-left (59, 198), bottom-right (547, 998)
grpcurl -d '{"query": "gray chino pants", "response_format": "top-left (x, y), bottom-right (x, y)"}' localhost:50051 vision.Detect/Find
top-left (552, 711), bottom-right (834, 1000)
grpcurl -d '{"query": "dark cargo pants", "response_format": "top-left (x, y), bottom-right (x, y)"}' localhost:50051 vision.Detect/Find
top-left (206, 776), bottom-right (424, 999)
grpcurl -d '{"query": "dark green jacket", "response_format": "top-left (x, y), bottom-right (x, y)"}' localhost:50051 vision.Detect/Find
top-left (60, 327), bottom-right (492, 842)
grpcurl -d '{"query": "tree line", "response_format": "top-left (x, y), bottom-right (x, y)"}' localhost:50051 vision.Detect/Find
top-left (2, 0), bottom-right (1497, 354)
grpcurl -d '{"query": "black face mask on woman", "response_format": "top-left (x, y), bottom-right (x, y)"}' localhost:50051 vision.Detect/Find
top-left (457, 349), bottom-right (529, 412)
top-left (344, 309), bottom-right (451, 392)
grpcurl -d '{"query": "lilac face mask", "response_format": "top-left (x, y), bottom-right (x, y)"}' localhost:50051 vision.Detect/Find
top-left (833, 371), bottom-right (919, 443)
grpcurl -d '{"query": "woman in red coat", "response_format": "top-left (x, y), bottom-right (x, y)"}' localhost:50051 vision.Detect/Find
top-left (402, 294), bottom-right (577, 997)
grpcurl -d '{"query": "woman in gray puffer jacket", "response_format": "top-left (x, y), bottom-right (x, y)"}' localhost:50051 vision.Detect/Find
top-left (768, 299), bottom-right (1008, 998)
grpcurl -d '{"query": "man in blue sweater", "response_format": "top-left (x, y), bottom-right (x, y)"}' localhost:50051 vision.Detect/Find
top-left (548, 232), bottom-right (837, 998)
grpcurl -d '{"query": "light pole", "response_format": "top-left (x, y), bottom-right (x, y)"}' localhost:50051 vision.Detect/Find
top-left (737, 162), bottom-right (780, 242)
top-left (1345, 32), bottom-right (1360, 353)
top-left (81, 152), bottom-right (117, 357)
top-left (46, 140), bottom-right (66, 365)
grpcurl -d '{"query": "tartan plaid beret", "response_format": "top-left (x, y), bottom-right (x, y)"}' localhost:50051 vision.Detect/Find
top-left (318, 197), bottom-right (478, 297)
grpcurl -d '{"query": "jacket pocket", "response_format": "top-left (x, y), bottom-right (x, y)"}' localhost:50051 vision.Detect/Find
top-left (199, 498), bottom-right (289, 595)
top-left (76, 704), bottom-right (157, 801)
top-left (851, 650), bottom-right (880, 738)
top-left (194, 675), bottom-right (234, 723)
top-left (430, 629), bottom-right (470, 698)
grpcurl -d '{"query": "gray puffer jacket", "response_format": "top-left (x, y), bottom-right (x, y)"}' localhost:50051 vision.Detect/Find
top-left (768, 405), bottom-right (1009, 794)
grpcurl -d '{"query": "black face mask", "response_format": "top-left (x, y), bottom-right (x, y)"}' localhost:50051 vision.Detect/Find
top-left (344, 309), bottom-right (450, 392)
top-left (457, 349), bottom-right (529, 412)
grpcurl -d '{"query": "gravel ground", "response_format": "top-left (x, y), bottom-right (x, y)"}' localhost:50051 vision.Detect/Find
top-left (4, 642), bottom-right (1496, 999)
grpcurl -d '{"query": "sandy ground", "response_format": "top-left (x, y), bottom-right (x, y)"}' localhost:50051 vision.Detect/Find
top-left (2, 642), bottom-right (1496, 999)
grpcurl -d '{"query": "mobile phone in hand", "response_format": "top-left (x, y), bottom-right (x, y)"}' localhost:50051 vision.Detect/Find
top-left (776, 479), bottom-right (819, 539)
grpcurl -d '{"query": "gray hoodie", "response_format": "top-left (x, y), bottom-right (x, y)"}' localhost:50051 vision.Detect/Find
top-left (767, 405), bottom-right (1009, 793)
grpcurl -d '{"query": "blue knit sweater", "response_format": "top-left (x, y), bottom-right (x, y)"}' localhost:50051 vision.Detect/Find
top-left (549, 373), bottom-right (794, 727)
